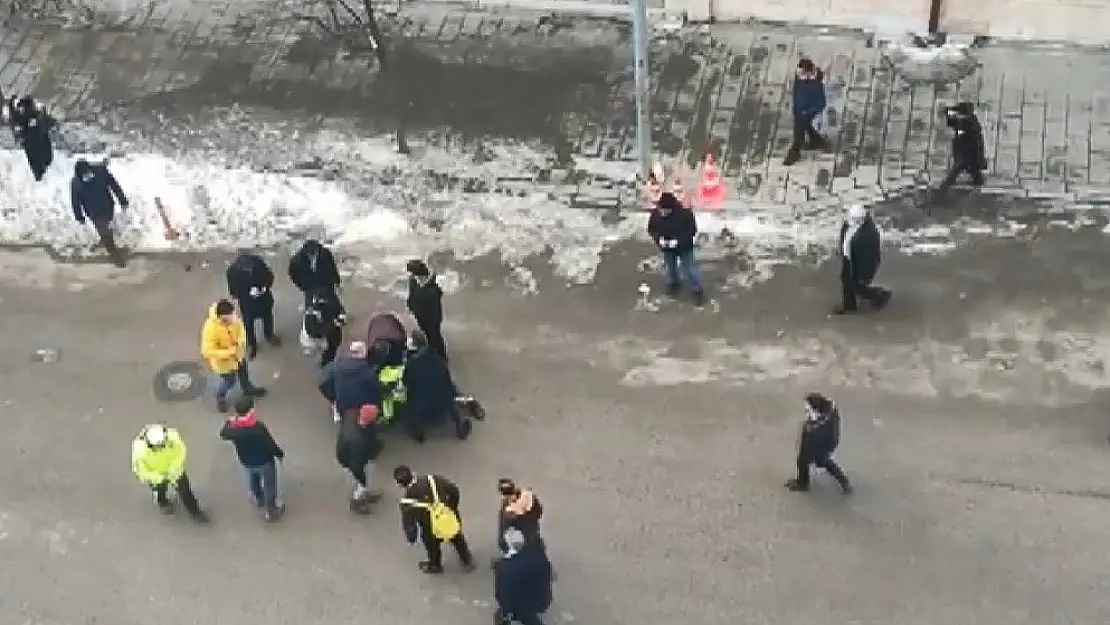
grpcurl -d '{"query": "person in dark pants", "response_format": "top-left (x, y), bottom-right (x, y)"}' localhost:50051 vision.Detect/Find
top-left (394, 465), bottom-right (475, 574)
top-left (70, 158), bottom-right (129, 267)
top-left (401, 330), bottom-right (472, 442)
top-left (289, 239), bottom-right (341, 307)
top-left (493, 478), bottom-right (546, 569)
top-left (219, 396), bottom-right (286, 522)
top-left (9, 96), bottom-right (54, 181)
top-left (647, 192), bottom-right (705, 307)
top-left (201, 299), bottom-right (268, 413)
top-left (131, 423), bottom-right (210, 522)
top-left (302, 287), bottom-right (347, 367)
top-left (406, 259), bottom-right (448, 361)
top-left (783, 58), bottom-right (827, 166)
top-left (227, 251), bottom-right (282, 359)
top-left (937, 102), bottom-right (987, 193)
top-left (834, 204), bottom-right (891, 315)
top-left (494, 528), bottom-right (554, 625)
top-left (786, 392), bottom-right (852, 494)
top-left (320, 341), bottom-right (385, 513)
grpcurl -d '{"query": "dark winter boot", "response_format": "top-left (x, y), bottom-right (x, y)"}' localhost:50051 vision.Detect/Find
top-left (692, 290), bottom-right (706, 308)
top-left (783, 150), bottom-right (801, 166)
top-left (871, 289), bottom-right (892, 311)
top-left (266, 334), bottom-right (282, 347)
top-left (784, 479), bottom-right (810, 492)
top-left (419, 561), bottom-right (445, 575)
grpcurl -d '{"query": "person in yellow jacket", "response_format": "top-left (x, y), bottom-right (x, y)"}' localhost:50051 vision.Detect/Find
top-left (131, 423), bottom-right (210, 522)
top-left (201, 299), bottom-right (267, 413)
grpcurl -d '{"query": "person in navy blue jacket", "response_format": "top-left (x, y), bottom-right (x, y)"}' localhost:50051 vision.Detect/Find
top-left (70, 159), bottom-right (129, 267)
top-left (783, 58), bottom-right (828, 166)
top-left (646, 192), bottom-right (704, 307)
top-left (319, 341), bottom-right (385, 512)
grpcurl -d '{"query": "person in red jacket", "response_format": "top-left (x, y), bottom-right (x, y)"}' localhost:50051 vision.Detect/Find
top-left (647, 192), bottom-right (705, 307)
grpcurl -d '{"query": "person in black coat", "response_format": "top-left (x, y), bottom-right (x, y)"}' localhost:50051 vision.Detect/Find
top-left (834, 204), bottom-right (891, 315)
top-left (494, 528), bottom-right (554, 625)
top-left (320, 342), bottom-right (384, 512)
top-left (218, 396), bottom-right (286, 521)
top-left (786, 392), bottom-right (852, 494)
top-left (406, 259), bottom-right (448, 361)
top-left (70, 159), bottom-right (129, 268)
top-left (393, 465), bottom-right (475, 574)
top-left (9, 96), bottom-right (54, 181)
top-left (937, 101), bottom-right (986, 193)
top-left (288, 239), bottom-right (341, 306)
top-left (303, 287), bottom-right (347, 367)
top-left (647, 192), bottom-right (705, 307)
top-left (227, 251), bottom-right (282, 358)
top-left (401, 330), bottom-right (470, 442)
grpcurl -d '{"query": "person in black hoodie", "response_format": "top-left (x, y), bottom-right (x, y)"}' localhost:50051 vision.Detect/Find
top-left (647, 192), bottom-right (705, 306)
top-left (786, 392), bottom-right (852, 494)
top-left (70, 159), bottom-right (129, 268)
top-left (401, 329), bottom-right (471, 442)
top-left (319, 341), bottom-right (384, 513)
top-left (834, 204), bottom-right (891, 315)
top-left (393, 464), bottom-right (475, 574)
top-left (288, 239), bottom-right (341, 306)
top-left (227, 250), bottom-right (282, 358)
top-left (302, 286), bottom-right (347, 367)
top-left (9, 96), bottom-right (54, 181)
top-left (405, 259), bottom-right (448, 361)
top-left (494, 528), bottom-right (554, 625)
top-left (219, 396), bottom-right (286, 522)
top-left (937, 101), bottom-right (986, 194)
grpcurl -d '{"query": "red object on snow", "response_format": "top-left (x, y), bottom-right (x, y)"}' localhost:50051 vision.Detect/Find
top-left (153, 197), bottom-right (180, 240)
top-left (696, 154), bottom-right (726, 210)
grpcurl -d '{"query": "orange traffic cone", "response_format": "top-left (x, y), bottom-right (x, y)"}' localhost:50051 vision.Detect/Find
top-left (153, 197), bottom-right (181, 240)
top-left (696, 154), bottom-right (726, 210)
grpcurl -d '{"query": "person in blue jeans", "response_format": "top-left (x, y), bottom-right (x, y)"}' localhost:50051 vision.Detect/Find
top-left (219, 396), bottom-right (286, 522)
top-left (647, 192), bottom-right (705, 307)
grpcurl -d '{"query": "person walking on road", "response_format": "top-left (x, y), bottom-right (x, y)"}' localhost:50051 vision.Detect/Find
top-left (131, 423), bottom-right (210, 522)
top-left (227, 250), bottom-right (282, 359)
top-left (406, 259), bottom-right (448, 361)
top-left (320, 342), bottom-right (385, 513)
top-left (785, 392), bottom-right (853, 495)
top-left (201, 299), bottom-right (267, 413)
top-left (394, 465), bottom-right (475, 574)
top-left (70, 158), bottom-right (129, 267)
top-left (219, 396), bottom-right (286, 522)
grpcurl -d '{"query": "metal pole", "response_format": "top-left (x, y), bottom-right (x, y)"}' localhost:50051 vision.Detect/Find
top-left (630, 0), bottom-right (652, 180)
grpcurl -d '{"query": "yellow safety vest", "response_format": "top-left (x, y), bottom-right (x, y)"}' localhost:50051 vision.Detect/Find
top-left (379, 365), bottom-right (407, 422)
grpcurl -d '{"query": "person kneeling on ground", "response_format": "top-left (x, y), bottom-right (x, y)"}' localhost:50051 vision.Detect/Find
top-left (201, 299), bottom-right (267, 413)
top-left (320, 341), bottom-right (385, 512)
top-left (219, 396), bottom-right (286, 522)
top-left (785, 392), bottom-right (852, 495)
top-left (401, 330), bottom-right (471, 442)
top-left (494, 528), bottom-right (554, 625)
top-left (131, 423), bottom-right (210, 522)
top-left (647, 192), bottom-right (705, 307)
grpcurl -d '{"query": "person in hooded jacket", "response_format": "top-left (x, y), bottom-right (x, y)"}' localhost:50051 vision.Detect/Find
top-left (937, 102), bottom-right (987, 194)
top-left (405, 260), bottom-right (448, 361)
top-left (647, 192), bottom-right (705, 306)
top-left (288, 239), bottom-right (341, 306)
top-left (8, 96), bottom-right (54, 181)
top-left (70, 159), bottom-right (129, 267)
top-left (227, 250), bottom-right (282, 359)
top-left (494, 528), bottom-right (554, 625)
top-left (302, 286), bottom-right (347, 367)
top-left (786, 392), bottom-right (852, 494)
top-left (402, 330), bottom-right (471, 442)
top-left (783, 58), bottom-right (828, 166)
top-left (319, 341), bottom-right (384, 512)
top-left (834, 204), bottom-right (891, 315)
top-left (219, 396), bottom-right (286, 522)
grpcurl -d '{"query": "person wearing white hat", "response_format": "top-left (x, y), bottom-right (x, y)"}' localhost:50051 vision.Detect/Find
top-left (131, 423), bottom-right (209, 522)
top-left (835, 204), bottom-right (891, 315)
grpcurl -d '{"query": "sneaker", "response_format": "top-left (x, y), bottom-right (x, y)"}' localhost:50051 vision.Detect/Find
top-left (871, 289), bottom-right (892, 311)
top-left (264, 503), bottom-right (286, 522)
top-left (784, 479), bottom-right (810, 492)
top-left (418, 561), bottom-right (444, 574)
top-left (352, 484), bottom-right (369, 501)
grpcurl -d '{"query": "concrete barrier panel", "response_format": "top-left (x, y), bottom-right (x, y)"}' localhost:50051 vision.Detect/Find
top-left (942, 0), bottom-right (1110, 44)
top-left (668, 0), bottom-right (930, 30)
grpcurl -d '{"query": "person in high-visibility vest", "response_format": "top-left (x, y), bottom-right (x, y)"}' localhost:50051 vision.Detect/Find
top-left (378, 361), bottom-right (407, 426)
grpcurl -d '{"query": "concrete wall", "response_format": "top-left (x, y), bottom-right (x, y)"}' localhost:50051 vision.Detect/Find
top-left (667, 0), bottom-right (930, 31)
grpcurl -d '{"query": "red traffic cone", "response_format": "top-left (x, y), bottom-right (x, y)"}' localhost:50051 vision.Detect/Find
top-left (696, 154), bottom-right (726, 210)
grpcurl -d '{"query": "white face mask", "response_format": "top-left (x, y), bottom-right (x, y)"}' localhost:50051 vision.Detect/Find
top-left (81, 172), bottom-right (94, 182)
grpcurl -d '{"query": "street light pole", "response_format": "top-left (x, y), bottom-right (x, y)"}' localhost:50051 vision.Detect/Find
top-left (630, 0), bottom-right (652, 180)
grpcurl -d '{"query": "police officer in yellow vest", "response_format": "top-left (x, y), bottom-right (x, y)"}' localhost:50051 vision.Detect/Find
top-left (378, 362), bottom-right (407, 426)
top-left (131, 424), bottom-right (210, 522)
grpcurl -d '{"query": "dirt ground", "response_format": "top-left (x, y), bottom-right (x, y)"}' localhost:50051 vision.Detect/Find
top-left (2, 232), bottom-right (1110, 625)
